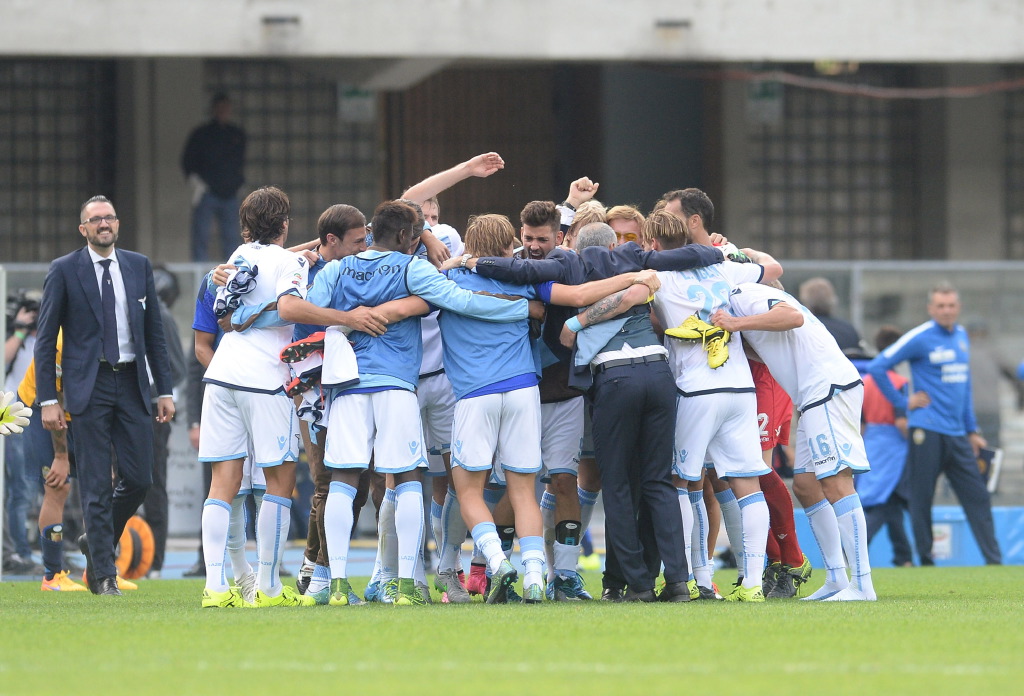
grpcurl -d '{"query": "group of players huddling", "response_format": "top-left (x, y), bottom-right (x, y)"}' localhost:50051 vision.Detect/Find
top-left (196, 152), bottom-right (875, 608)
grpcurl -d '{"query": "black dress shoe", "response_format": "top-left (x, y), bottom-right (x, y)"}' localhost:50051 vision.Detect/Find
top-left (658, 581), bottom-right (691, 603)
top-left (601, 587), bottom-right (624, 602)
top-left (96, 576), bottom-right (122, 596)
top-left (183, 559), bottom-right (206, 577)
top-left (620, 587), bottom-right (658, 603)
top-left (78, 534), bottom-right (97, 594)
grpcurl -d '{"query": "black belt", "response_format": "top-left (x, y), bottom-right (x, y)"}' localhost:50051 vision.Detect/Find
top-left (593, 353), bottom-right (667, 375)
top-left (419, 368), bottom-right (445, 380)
top-left (99, 360), bottom-right (136, 372)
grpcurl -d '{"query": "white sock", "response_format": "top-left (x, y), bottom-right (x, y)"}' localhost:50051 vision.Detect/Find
top-left (324, 481), bottom-right (356, 580)
top-left (715, 488), bottom-right (743, 581)
top-left (678, 488), bottom-right (694, 580)
top-left (438, 487), bottom-right (467, 574)
top-left (227, 494), bottom-right (252, 581)
top-left (430, 497), bottom-right (443, 562)
top-left (520, 535), bottom-right (545, 589)
top-left (376, 488), bottom-right (397, 582)
top-left (470, 522), bottom-right (506, 575)
top-left (256, 494), bottom-right (292, 597)
top-left (540, 490), bottom-right (556, 581)
top-left (578, 487), bottom-right (599, 534)
top-left (201, 499), bottom-right (231, 592)
top-left (552, 541), bottom-right (582, 578)
top-left (804, 498), bottom-right (849, 600)
top-left (834, 493), bottom-right (875, 598)
top-left (307, 564), bottom-right (330, 594)
top-left (737, 491), bottom-right (769, 589)
top-left (690, 491), bottom-right (712, 587)
top-left (394, 481), bottom-right (424, 580)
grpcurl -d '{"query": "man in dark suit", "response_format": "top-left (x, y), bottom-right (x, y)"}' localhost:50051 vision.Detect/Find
top-left (35, 195), bottom-right (175, 596)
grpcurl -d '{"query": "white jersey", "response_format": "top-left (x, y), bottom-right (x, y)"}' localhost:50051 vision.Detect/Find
top-left (653, 260), bottom-right (764, 395)
top-left (204, 242), bottom-right (308, 393)
top-left (419, 224), bottom-right (464, 376)
top-left (727, 282), bottom-right (861, 411)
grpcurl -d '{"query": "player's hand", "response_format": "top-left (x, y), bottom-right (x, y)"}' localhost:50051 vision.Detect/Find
top-left (299, 249), bottom-right (319, 266)
top-left (420, 231), bottom-right (451, 268)
top-left (0, 391), bottom-right (32, 436)
top-left (40, 403), bottom-right (65, 431)
top-left (342, 306), bottom-right (389, 336)
top-left (711, 309), bottom-right (742, 332)
top-left (217, 314), bottom-right (236, 333)
top-left (968, 431), bottom-right (987, 456)
top-left (212, 263), bottom-right (236, 287)
top-left (156, 396), bottom-right (175, 423)
top-left (633, 269), bottom-right (661, 294)
top-left (560, 322), bottom-right (578, 349)
top-left (44, 456), bottom-right (70, 489)
top-left (528, 300), bottom-right (546, 321)
top-left (438, 255), bottom-right (466, 272)
top-left (908, 391), bottom-right (931, 411)
top-left (566, 177), bottom-right (600, 208)
top-left (466, 152), bottom-right (505, 178)
top-left (708, 233), bottom-right (730, 247)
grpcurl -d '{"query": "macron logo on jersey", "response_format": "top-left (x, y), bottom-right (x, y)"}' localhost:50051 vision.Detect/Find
top-left (277, 436), bottom-right (287, 449)
top-left (678, 449), bottom-right (688, 464)
top-left (341, 264), bottom-right (404, 283)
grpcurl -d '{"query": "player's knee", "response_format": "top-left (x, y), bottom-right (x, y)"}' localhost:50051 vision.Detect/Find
top-left (550, 472), bottom-right (577, 498)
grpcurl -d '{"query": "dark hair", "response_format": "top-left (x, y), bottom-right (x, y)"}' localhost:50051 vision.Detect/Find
top-left (370, 200), bottom-right (419, 246)
top-left (212, 92), bottom-right (230, 108)
top-left (874, 325), bottom-right (903, 353)
top-left (80, 195), bottom-right (113, 218)
top-left (661, 188), bottom-right (715, 228)
top-left (519, 201), bottom-right (560, 231)
top-left (239, 186), bottom-right (289, 245)
top-left (396, 198), bottom-right (426, 237)
top-left (152, 266), bottom-right (180, 308)
top-left (318, 204), bottom-right (366, 245)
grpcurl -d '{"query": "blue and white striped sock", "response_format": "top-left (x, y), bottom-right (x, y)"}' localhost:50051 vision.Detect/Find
top-left (325, 481), bottom-right (357, 580)
top-left (256, 494), bottom-right (292, 597)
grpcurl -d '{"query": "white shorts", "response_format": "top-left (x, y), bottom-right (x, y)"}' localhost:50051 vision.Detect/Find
top-left (239, 455), bottom-right (266, 493)
top-left (324, 389), bottom-right (428, 474)
top-left (539, 397), bottom-right (584, 482)
top-left (451, 386), bottom-right (542, 475)
top-left (793, 385), bottom-right (870, 479)
top-left (418, 371), bottom-right (456, 457)
top-left (674, 391), bottom-right (770, 481)
top-left (198, 384), bottom-right (300, 467)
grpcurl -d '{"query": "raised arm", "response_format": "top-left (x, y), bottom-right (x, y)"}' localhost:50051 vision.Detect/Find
top-left (402, 152), bottom-right (505, 204)
top-left (740, 248), bottom-right (783, 284)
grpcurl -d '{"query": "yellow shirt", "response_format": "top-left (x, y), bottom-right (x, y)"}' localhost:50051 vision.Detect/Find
top-left (19, 330), bottom-right (65, 417)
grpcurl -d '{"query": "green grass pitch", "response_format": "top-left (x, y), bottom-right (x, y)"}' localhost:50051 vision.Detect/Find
top-left (0, 566), bottom-right (1019, 695)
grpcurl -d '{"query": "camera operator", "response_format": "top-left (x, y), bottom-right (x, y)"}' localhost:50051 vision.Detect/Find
top-left (4, 289), bottom-right (46, 575)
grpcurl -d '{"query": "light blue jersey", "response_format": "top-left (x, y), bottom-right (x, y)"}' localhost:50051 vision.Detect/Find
top-left (439, 269), bottom-right (544, 400)
top-left (307, 249), bottom-right (529, 393)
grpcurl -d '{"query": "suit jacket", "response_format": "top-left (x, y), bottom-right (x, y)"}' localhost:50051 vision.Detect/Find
top-left (35, 246), bottom-right (173, 415)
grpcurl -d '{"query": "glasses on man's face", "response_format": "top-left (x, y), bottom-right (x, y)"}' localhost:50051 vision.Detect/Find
top-left (616, 232), bottom-right (639, 244)
top-left (82, 215), bottom-right (118, 225)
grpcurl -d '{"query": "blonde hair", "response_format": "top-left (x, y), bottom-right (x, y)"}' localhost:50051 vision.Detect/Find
top-left (465, 214), bottom-right (516, 257)
top-left (606, 204), bottom-right (646, 244)
top-left (643, 210), bottom-right (691, 249)
top-left (563, 200), bottom-right (606, 249)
